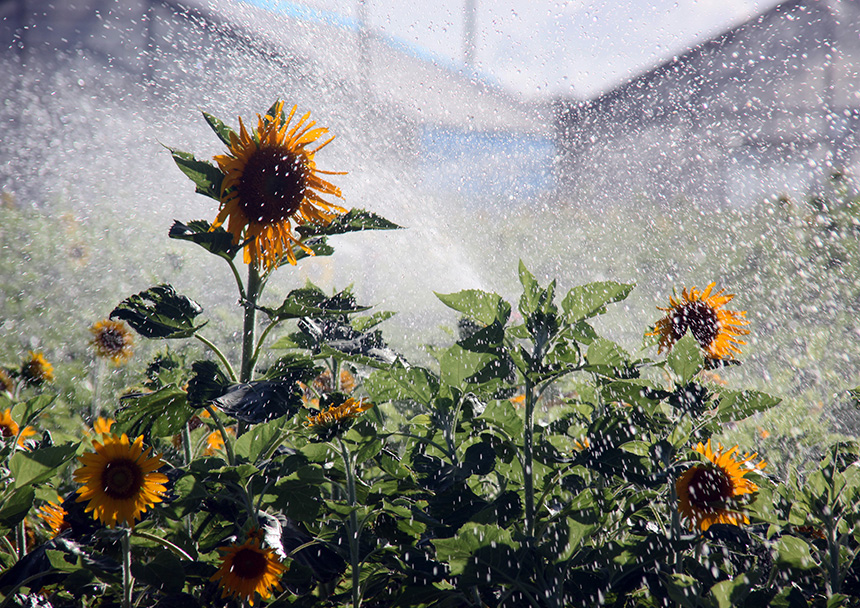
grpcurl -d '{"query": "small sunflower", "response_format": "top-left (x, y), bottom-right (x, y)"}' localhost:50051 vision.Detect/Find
top-left (573, 437), bottom-right (591, 452)
top-left (676, 439), bottom-right (765, 532)
top-left (312, 369), bottom-right (356, 394)
top-left (648, 283), bottom-right (749, 360)
top-left (38, 501), bottom-right (70, 537)
top-left (90, 319), bottom-right (134, 365)
top-left (305, 398), bottom-right (373, 440)
top-left (210, 535), bottom-right (287, 605)
top-left (20, 351), bottom-right (54, 385)
top-left (73, 433), bottom-right (169, 528)
top-left (0, 408), bottom-right (36, 447)
top-left (0, 368), bottom-right (14, 394)
top-left (212, 100), bottom-right (346, 270)
top-left (92, 417), bottom-right (115, 436)
top-left (203, 427), bottom-right (235, 456)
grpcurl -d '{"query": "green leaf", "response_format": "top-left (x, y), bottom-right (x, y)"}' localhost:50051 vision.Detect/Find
top-left (233, 417), bottom-right (285, 464)
top-left (439, 344), bottom-right (497, 389)
top-left (130, 550), bottom-right (185, 594)
top-left (584, 338), bottom-right (631, 375)
top-left (165, 146), bottom-right (223, 200)
top-left (168, 220), bottom-right (243, 261)
top-left (296, 208), bottom-right (402, 237)
top-left (18, 394), bottom-right (56, 426)
top-left (270, 477), bottom-right (321, 521)
top-left (365, 361), bottom-right (439, 406)
top-left (435, 290), bottom-right (511, 326)
top-left (116, 385), bottom-right (195, 437)
top-left (715, 390), bottom-right (781, 423)
top-left (708, 574), bottom-right (754, 608)
top-left (10, 443), bottom-right (79, 488)
top-left (0, 486), bottom-right (35, 527)
top-left (774, 536), bottom-right (815, 570)
top-left (561, 281), bottom-right (634, 324)
top-left (667, 335), bottom-right (704, 385)
top-left (202, 111), bottom-right (236, 146)
top-left (111, 284), bottom-right (206, 339)
top-left (292, 236), bottom-right (335, 262)
top-left (517, 260), bottom-right (542, 317)
top-left (259, 286), bottom-right (370, 322)
top-left (351, 311), bottom-right (396, 332)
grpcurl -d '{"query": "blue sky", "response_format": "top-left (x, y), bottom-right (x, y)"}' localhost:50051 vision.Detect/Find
top-left (243, 0), bottom-right (782, 98)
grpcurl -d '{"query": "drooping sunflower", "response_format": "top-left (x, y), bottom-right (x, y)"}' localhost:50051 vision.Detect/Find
top-left (305, 398), bottom-right (373, 440)
top-left (676, 439), bottom-right (765, 532)
top-left (38, 501), bottom-right (70, 537)
top-left (73, 433), bottom-right (169, 528)
top-left (0, 408), bottom-right (36, 447)
top-left (20, 351), bottom-right (54, 385)
top-left (90, 319), bottom-right (134, 365)
top-left (210, 535), bottom-right (287, 606)
top-left (212, 100), bottom-right (346, 270)
top-left (648, 283), bottom-right (749, 360)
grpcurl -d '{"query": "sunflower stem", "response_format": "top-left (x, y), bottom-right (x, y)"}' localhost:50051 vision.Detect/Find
top-left (226, 257), bottom-right (247, 302)
top-left (240, 264), bottom-right (262, 385)
top-left (338, 437), bottom-right (361, 608)
top-left (14, 520), bottom-right (26, 559)
top-left (205, 405), bottom-right (236, 467)
top-left (122, 527), bottom-right (133, 608)
top-left (251, 320), bottom-right (281, 368)
top-left (181, 422), bottom-right (194, 465)
top-left (523, 376), bottom-right (536, 539)
top-left (194, 334), bottom-right (237, 383)
top-left (90, 357), bottom-right (105, 424)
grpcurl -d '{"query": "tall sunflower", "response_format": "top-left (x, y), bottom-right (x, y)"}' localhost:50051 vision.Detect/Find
top-left (73, 433), bottom-right (168, 528)
top-left (676, 439), bottom-right (765, 531)
top-left (648, 283), bottom-right (749, 359)
top-left (212, 100), bottom-right (346, 270)
top-left (210, 535), bottom-right (287, 605)
top-left (20, 351), bottom-right (54, 385)
top-left (90, 319), bottom-right (134, 365)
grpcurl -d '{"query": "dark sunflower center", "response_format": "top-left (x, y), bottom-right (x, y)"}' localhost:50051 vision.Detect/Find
top-left (671, 301), bottom-right (719, 347)
top-left (231, 548), bottom-right (268, 579)
top-left (687, 465), bottom-right (732, 509)
top-left (101, 459), bottom-right (143, 500)
top-left (237, 147), bottom-right (309, 224)
top-left (99, 328), bottom-right (126, 354)
top-left (0, 423), bottom-right (15, 438)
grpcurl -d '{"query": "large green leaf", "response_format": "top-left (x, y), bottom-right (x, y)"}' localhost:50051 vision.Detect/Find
top-left (0, 486), bottom-right (35, 527)
top-left (130, 550), bottom-right (185, 594)
top-left (296, 208), bottom-right (402, 237)
top-left (165, 146), bottom-right (223, 200)
top-left (435, 290), bottom-right (511, 326)
top-left (233, 417), bottom-right (286, 464)
top-left (365, 361), bottom-right (439, 406)
top-left (259, 286), bottom-right (370, 322)
top-left (561, 281), bottom-right (634, 324)
top-left (168, 220), bottom-right (244, 261)
top-left (10, 443), bottom-right (79, 488)
top-left (111, 284), bottom-right (206, 339)
top-left (667, 335), bottom-right (704, 385)
top-left (715, 389), bottom-right (781, 423)
top-left (116, 385), bottom-right (195, 437)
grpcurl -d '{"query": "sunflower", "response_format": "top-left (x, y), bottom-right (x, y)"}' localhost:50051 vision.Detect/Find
top-left (0, 408), bottom-right (37, 447)
top-left (648, 283), bottom-right (749, 360)
top-left (90, 319), bottom-right (134, 365)
top-left (20, 351), bottom-right (54, 385)
top-left (212, 100), bottom-right (346, 270)
top-left (92, 417), bottom-right (115, 436)
top-left (38, 501), bottom-right (70, 537)
top-left (210, 535), bottom-right (287, 605)
top-left (73, 433), bottom-right (169, 528)
top-left (305, 398), bottom-right (373, 440)
top-left (0, 368), bottom-right (14, 395)
top-left (203, 427), bottom-right (235, 456)
top-left (676, 439), bottom-right (765, 532)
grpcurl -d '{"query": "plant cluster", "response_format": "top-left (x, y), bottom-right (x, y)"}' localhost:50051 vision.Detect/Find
top-left (1, 101), bottom-right (860, 608)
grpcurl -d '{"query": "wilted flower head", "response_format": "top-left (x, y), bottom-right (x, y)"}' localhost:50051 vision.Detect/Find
top-left (90, 319), bottom-right (134, 365)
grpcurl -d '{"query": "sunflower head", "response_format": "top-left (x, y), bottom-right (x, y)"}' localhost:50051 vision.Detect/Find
top-left (0, 408), bottom-right (37, 447)
top-left (38, 501), bottom-right (70, 537)
top-left (211, 100), bottom-right (346, 270)
top-left (90, 319), bottom-right (134, 365)
top-left (210, 534), bottom-right (287, 606)
top-left (648, 283), bottom-right (749, 360)
top-left (0, 368), bottom-right (14, 395)
top-left (305, 397), bottom-right (374, 441)
top-left (73, 433), bottom-right (169, 528)
top-left (20, 351), bottom-right (54, 385)
top-left (676, 439), bottom-right (766, 531)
